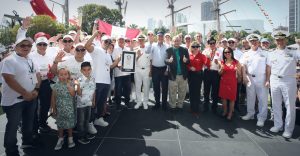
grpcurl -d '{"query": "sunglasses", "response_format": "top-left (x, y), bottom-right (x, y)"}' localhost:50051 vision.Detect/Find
top-left (125, 40), bottom-right (131, 43)
top-left (19, 44), bottom-right (33, 48)
top-left (147, 34), bottom-right (153, 36)
top-left (104, 39), bottom-right (112, 44)
top-left (63, 40), bottom-right (73, 43)
top-left (191, 46), bottom-right (200, 48)
top-left (37, 43), bottom-right (48, 47)
top-left (75, 48), bottom-right (86, 52)
top-left (209, 42), bottom-right (216, 45)
top-left (228, 41), bottom-right (235, 44)
top-left (224, 52), bottom-right (231, 54)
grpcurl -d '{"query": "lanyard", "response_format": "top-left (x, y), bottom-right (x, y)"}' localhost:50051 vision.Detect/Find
top-left (27, 59), bottom-right (34, 73)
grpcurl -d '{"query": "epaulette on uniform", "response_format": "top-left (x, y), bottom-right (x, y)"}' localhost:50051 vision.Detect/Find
top-left (287, 47), bottom-right (298, 50)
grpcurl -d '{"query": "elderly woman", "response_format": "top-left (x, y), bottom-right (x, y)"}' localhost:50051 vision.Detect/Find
top-left (187, 41), bottom-right (209, 116)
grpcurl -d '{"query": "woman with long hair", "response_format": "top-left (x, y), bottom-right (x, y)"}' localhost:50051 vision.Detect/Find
top-left (218, 47), bottom-right (242, 120)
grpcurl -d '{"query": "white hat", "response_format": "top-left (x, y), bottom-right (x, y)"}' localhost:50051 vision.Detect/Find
top-left (272, 30), bottom-right (289, 39)
top-left (184, 35), bottom-right (191, 39)
top-left (221, 38), bottom-right (228, 42)
top-left (68, 30), bottom-right (77, 35)
top-left (36, 37), bottom-right (48, 44)
top-left (117, 35), bottom-right (125, 40)
top-left (164, 33), bottom-right (171, 37)
top-left (228, 38), bottom-right (236, 42)
top-left (74, 43), bottom-right (85, 49)
top-left (63, 35), bottom-right (74, 41)
top-left (101, 35), bottom-right (111, 41)
top-left (15, 37), bottom-right (34, 46)
top-left (246, 34), bottom-right (261, 42)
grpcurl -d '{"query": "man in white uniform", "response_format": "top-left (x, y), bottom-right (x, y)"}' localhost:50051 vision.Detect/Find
top-left (266, 30), bottom-right (300, 138)
top-left (241, 34), bottom-right (269, 127)
top-left (134, 34), bottom-right (151, 109)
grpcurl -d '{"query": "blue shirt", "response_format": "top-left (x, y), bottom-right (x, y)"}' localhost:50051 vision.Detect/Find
top-left (146, 42), bottom-right (168, 67)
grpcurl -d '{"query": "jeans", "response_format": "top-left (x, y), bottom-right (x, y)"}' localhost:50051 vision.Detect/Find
top-left (114, 75), bottom-right (131, 107)
top-left (77, 106), bottom-right (91, 137)
top-left (91, 83), bottom-right (110, 121)
top-left (2, 100), bottom-right (37, 156)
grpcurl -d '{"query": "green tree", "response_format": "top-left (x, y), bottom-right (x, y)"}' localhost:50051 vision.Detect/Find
top-left (27, 15), bottom-right (65, 38)
top-left (129, 24), bottom-right (138, 29)
top-left (154, 26), bottom-right (169, 35)
top-left (78, 4), bottom-right (124, 34)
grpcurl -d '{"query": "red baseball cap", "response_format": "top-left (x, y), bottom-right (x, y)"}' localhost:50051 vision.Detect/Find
top-left (34, 32), bottom-right (51, 40)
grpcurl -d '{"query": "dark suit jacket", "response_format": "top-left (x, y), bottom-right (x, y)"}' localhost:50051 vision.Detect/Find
top-left (165, 46), bottom-right (190, 81)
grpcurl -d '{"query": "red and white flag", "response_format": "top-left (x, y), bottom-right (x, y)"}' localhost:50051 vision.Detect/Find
top-left (98, 20), bottom-right (140, 39)
top-left (18, 0), bottom-right (56, 20)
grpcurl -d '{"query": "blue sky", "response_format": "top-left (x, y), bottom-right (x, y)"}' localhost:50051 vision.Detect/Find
top-left (0, 0), bottom-right (288, 32)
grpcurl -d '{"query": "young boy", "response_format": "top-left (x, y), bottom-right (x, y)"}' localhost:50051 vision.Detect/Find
top-left (76, 61), bottom-right (96, 144)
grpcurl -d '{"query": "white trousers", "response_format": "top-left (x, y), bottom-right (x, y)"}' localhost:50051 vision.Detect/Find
top-left (134, 68), bottom-right (150, 104)
top-left (270, 77), bottom-right (297, 133)
top-left (246, 75), bottom-right (268, 121)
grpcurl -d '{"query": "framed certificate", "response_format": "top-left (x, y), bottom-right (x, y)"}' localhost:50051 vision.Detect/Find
top-left (121, 51), bottom-right (136, 72)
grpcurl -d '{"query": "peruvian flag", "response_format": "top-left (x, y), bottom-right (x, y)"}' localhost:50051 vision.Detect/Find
top-left (19, 0), bottom-right (56, 20)
top-left (98, 20), bottom-right (140, 39)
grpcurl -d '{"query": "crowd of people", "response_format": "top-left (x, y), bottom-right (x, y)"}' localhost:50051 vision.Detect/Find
top-left (0, 16), bottom-right (300, 156)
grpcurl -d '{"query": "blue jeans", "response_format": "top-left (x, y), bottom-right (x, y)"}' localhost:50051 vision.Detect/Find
top-left (77, 106), bottom-right (91, 137)
top-left (2, 100), bottom-right (37, 156)
top-left (90, 83), bottom-right (110, 121)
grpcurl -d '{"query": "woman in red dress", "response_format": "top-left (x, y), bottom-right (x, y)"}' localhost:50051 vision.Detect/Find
top-left (218, 47), bottom-right (242, 120)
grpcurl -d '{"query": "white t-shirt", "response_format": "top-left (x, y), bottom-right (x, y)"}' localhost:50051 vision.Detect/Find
top-left (90, 46), bottom-right (112, 84)
top-left (112, 45), bottom-right (131, 77)
top-left (58, 56), bottom-right (91, 80)
top-left (202, 48), bottom-right (222, 71)
top-left (1, 53), bottom-right (39, 106)
top-left (29, 50), bottom-right (55, 80)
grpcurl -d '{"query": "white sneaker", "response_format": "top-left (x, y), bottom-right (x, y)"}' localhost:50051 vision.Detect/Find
top-left (88, 122), bottom-right (97, 134)
top-left (68, 141), bottom-right (75, 148)
top-left (94, 117), bottom-right (109, 127)
top-left (241, 114), bottom-right (254, 120)
top-left (270, 126), bottom-right (283, 133)
top-left (143, 103), bottom-right (148, 110)
top-left (54, 139), bottom-right (64, 150)
top-left (147, 102), bottom-right (155, 106)
top-left (134, 103), bottom-right (142, 109)
top-left (282, 131), bottom-right (292, 138)
top-left (256, 120), bottom-right (265, 127)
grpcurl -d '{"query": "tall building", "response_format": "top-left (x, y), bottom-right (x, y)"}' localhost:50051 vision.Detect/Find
top-left (201, 1), bottom-right (216, 21)
top-left (147, 18), bottom-right (156, 31)
top-left (176, 13), bottom-right (187, 24)
top-left (289, 0), bottom-right (300, 32)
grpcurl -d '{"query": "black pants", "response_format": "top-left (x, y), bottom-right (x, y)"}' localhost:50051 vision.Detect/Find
top-left (38, 80), bottom-right (53, 127)
top-left (235, 82), bottom-right (242, 110)
top-left (188, 70), bottom-right (203, 113)
top-left (152, 66), bottom-right (169, 107)
top-left (204, 69), bottom-right (220, 111)
top-left (115, 75), bottom-right (131, 107)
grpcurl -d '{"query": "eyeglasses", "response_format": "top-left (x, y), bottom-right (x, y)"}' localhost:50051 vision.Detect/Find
top-left (209, 42), bottom-right (216, 45)
top-left (191, 46), bottom-right (200, 48)
top-left (63, 40), bottom-right (73, 43)
top-left (147, 34), bottom-right (153, 36)
top-left (37, 43), bottom-right (48, 47)
top-left (228, 41), bottom-right (235, 44)
top-left (19, 44), bottom-right (33, 48)
top-left (104, 39), bottom-right (112, 44)
top-left (125, 40), bottom-right (131, 43)
top-left (75, 48), bottom-right (86, 52)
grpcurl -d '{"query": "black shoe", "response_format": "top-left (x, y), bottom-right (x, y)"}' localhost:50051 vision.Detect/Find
top-left (152, 105), bottom-right (160, 110)
top-left (78, 137), bottom-right (90, 145)
top-left (162, 105), bottom-right (167, 111)
top-left (86, 134), bottom-right (95, 140)
top-left (39, 125), bottom-right (52, 133)
top-left (21, 142), bottom-right (37, 149)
